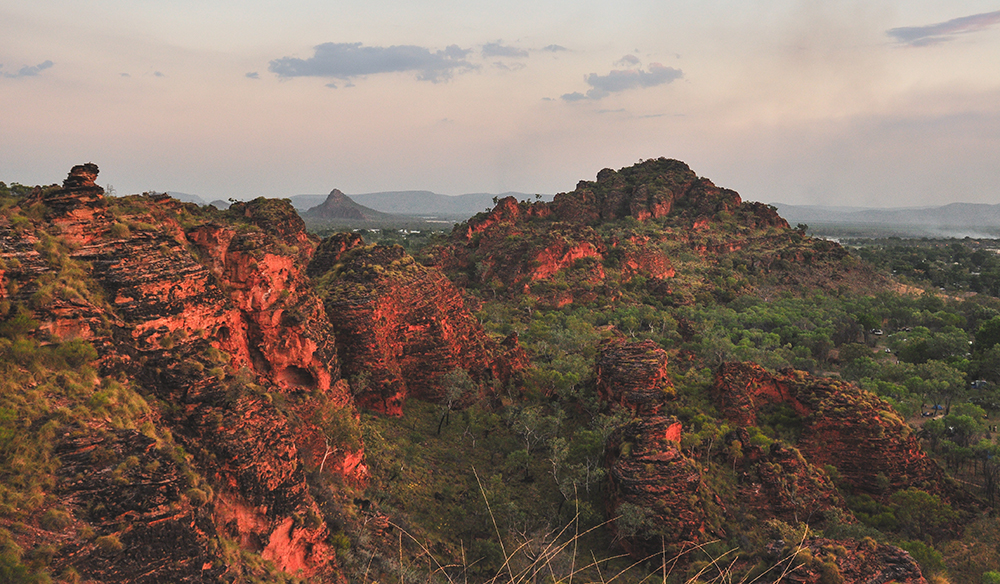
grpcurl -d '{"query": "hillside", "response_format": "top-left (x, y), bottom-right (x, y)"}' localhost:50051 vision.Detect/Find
top-left (425, 158), bottom-right (885, 306)
top-left (3, 159), bottom-right (1000, 583)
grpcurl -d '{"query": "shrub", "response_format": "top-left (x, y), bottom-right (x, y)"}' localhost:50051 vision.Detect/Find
top-left (95, 534), bottom-right (123, 552)
top-left (819, 560), bottom-right (844, 584)
top-left (186, 488), bottom-right (209, 507)
top-left (39, 508), bottom-right (72, 531)
top-left (0, 309), bottom-right (37, 339)
top-left (55, 340), bottom-right (97, 368)
top-left (108, 222), bottom-right (131, 239)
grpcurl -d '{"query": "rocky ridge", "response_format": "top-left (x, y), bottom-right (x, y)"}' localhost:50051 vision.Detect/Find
top-left (426, 158), bottom-right (878, 307)
top-left (0, 159), bottom-right (965, 583)
top-left (0, 165), bottom-right (522, 582)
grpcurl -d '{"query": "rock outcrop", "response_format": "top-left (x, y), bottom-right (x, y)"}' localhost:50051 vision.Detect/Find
top-left (425, 158), bottom-right (876, 306)
top-left (548, 159), bottom-right (743, 223)
top-left (596, 339), bottom-right (713, 555)
top-left (0, 165), bottom-right (353, 581)
top-left (605, 415), bottom-right (713, 557)
top-left (728, 427), bottom-right (848, 527)
top-left (774, 537), bottom-right (927, 584)
top-left (310, 239), bottom-right (527, 415)
top-left (712, 363), bottom-right (967, 505)
top-left (51, 426), bottom-right (227, 583)
top-left (595, 337), bottom-right (675, 415)
top-left (594, 340), bottom-right (938, 575)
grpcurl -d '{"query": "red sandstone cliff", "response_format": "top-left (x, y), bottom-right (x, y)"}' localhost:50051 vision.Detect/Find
top-left (0, 166), bottom-right (353, 581)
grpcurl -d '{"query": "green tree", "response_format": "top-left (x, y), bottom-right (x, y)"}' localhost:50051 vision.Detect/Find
top-left (889, 488), bottom-right (957, 539)
top-left (437, 368), bottom-right (476, 435)
top-left (976, 316), bottom-right (1000, 354)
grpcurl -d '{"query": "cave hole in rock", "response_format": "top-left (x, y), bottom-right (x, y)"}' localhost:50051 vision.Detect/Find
top-left (276, 366), bottom-right (316, 389)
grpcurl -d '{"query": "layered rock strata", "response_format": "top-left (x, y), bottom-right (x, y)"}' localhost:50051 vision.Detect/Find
top-left (1, 166), bottom-right (352, 581)
top-left (712, 362), bottom-right (963, 503)
top-left (310, 236), bottom-right (527, 415)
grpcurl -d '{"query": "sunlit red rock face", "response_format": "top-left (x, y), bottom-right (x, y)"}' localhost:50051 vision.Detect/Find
top-left (712, 362), bottom-right (966, 505)
top-left (0, 166), bottom-right (353, 580)
top-left (24, 162), bottom-right (108, 235)
top-left (309, 236), bottom-right (527, 416)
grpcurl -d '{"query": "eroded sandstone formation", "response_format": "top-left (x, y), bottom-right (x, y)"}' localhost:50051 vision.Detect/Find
top-left (310, 239), bottom-right (527, 415)
top-left (595, 337), bottom-right (674, 415)
top-left (605, 415), bottom-right (712, 557)
top-left (776, 537), bottom-right (927, 584)
top-left (52, 427), bottom-right (226, 583)
top-left (0, 165), bottom-right (352, 581)
top-left (596, 339), bottom-right (713, 556)
top-left (713, 362), bottom-right (968, 506)
top-left (728, 427), bottom-right (848, 527)
top-left (426, 157), bottom-right (872, 306)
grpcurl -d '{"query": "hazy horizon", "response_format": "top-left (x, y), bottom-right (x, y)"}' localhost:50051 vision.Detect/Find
top-left (3, 2), bottom-right (1000, 208)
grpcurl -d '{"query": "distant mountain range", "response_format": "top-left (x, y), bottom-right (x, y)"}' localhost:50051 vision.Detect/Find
top-left (772, 202), bottom-right (1000, 238)
top-left (167, 191), bottom-right (1000, 238)
top-left (290, 190), bottom-right (550, 220)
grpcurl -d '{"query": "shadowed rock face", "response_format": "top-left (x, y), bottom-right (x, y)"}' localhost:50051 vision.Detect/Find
top-left (605, 415), bottom-right (712, 557)
top-left (728, 426), bottom-right (848, 527)
top-left (787, 538), bottom-right (928, 584)
top-left (593, 340), bottom-right (942, 579)
top-left (549, 159), bottom-right (742, 223)
top-left (712, 362), bottom-right (972, 508)
top-left (596, 339), bottom-right (715, 555)
top-left (52, 428), bottom-right (227, 583)
top-left (309, 238), bottom-right (527, 416)
top-left (595, 337), bottom-right (674, 416)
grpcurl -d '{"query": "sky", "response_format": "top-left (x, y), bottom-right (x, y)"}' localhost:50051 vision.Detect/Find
top-left (2, 1), bottom-right (1000, 207)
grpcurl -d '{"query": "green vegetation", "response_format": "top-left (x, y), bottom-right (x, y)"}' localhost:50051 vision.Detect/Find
top-left (851, 237), bottom-right (1000, 297)
top-left (357, 216), bottom-right (1000, 581)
